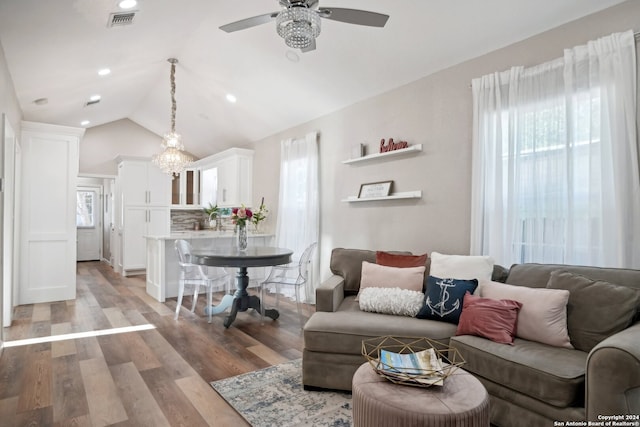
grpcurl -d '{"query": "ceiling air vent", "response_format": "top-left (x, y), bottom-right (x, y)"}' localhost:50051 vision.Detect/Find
top-left (85, 99), bottom-right (101, 107)
top-left (107, 11), bottom-right (137, 27)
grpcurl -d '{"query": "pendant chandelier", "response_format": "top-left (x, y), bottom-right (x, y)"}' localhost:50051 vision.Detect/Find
top-left (152, 58), bottom-right (193, 178)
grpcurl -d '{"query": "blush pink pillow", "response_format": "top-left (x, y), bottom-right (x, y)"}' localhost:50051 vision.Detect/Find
top-left (357, 261), bottom-right (426, 301)
top-left (456, 292), bottom-right (522, 344)
top-left (479, 280), bottom-right (573, 348)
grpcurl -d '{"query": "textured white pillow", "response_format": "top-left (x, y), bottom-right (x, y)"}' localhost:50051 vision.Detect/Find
top-left (357, 261), bottom-right (425, 301)
top-left (359, 287), bottom-right (424, 317)
top-left (430, 252), bottom-right (494, 281)
top-left (479, 280), bottom-right (573, 349)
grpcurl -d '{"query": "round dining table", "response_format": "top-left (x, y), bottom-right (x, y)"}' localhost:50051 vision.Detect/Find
top-left (190, 246), bottom-right (293, 328)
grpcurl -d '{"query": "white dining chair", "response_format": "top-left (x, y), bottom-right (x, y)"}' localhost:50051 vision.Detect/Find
top-left (174, 239), bottom-right (230, 323)
top-left (260, 242), bottom-right (317, 328)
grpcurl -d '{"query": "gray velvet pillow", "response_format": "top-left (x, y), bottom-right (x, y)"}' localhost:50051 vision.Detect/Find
top-left (547, 270), bottom-right (640, 352)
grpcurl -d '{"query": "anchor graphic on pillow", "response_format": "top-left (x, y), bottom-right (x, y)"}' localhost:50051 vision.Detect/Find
top-left (426, 278), bottom-right (460, 317)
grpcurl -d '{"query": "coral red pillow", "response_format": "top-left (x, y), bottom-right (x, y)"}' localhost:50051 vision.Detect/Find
top-left (456, 292), bottom-right (522, 345)
top-left (376, 251), bottom-right (428, 268)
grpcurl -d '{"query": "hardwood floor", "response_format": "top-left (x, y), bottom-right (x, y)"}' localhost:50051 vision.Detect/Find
top-left (0, 261), bottom-right (309, 426)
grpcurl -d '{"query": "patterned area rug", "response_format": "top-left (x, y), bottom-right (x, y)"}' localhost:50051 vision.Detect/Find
top-left (210, 359), bottom-right (352, 427)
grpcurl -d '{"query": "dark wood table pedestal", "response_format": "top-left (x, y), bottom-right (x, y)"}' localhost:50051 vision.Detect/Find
top-left (191, 247), bottom-right (293, 328)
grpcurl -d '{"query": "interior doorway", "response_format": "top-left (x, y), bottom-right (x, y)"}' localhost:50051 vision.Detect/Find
top-left (76, 185), bottom-right (102, 261)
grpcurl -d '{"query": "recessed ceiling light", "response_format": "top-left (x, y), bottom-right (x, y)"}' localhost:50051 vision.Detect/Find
top-left (226, 94), bottom-right (237, 103)
top-left (98, 68), bottom-right (111, 76)
top-left (118, 0), bottom-right (137, 9)
top-left (89, 94), bottom-right (101, 102)
top-left (81, 120), bottom-right (90, 126)
top-left (285, 50), bottom-right (300, 63)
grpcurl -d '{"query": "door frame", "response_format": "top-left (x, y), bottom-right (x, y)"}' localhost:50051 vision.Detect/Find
top-left (76, 184), bottom-right (103, 261)
top-left (2, 115), bottom-right (19, 329)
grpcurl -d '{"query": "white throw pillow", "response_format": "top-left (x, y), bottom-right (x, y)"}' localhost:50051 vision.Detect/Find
top-left (359, 287), bottom-right (424, 317)
top-left (357, 261), bottom-right (425, 301)
top-left (479, 280), bottom-right (573, 349)
top-left (429, 252), bottom-right (494, 281)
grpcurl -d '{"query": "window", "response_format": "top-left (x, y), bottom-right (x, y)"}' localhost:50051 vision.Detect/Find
top-left (471, 31), bottom-right (640, 268)
top-left (274, 132), bottom-right (319, 302)
top-left (504, 92), bottom-right (602, 264)
top-left (76, 190), bottom-right (96, 228)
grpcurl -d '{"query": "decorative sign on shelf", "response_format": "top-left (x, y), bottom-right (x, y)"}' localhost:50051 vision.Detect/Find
top-left (358, 181), bottom-right (394, 199)
top-left (380, 138), bottom-right (409, 153)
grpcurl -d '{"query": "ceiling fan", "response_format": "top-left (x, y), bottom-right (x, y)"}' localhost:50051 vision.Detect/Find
top-left (219, 0), bottom-right (389, 52)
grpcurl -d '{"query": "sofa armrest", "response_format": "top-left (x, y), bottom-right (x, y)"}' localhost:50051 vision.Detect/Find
top-left (315, 275), bottom-right (345, 312)
top-left (586, 321), bottom-right (640, 421)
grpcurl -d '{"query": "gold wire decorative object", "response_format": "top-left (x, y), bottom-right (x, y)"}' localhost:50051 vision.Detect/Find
top-left (362, 336), bottom-right (465, 388)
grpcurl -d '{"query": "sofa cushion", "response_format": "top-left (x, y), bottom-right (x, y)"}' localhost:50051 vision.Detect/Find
top-left (480, 280), bottom-right (573, 349)
top-left (456, 292), bottom-right (522, 344)
top-left (304, 296), bottom-right (457, 355)
top-left (358, 287), bottom-right (423, 317)
top-left (376, 251), bottom-right (429, 268)
top-left (546, 270), bottom-right (640, 352)
top-left (450, 335), bottom-right (587, 408)
top-left (330, 248), bottom-right (411, 294)
top-left (358, 261), bottom-right (425, 300)
top-left (505, 263), bottom-right (640, 291)
top-left (416, 276), bottom-right (478, 323)
top-left (430, 252), bottom-right (494, 281)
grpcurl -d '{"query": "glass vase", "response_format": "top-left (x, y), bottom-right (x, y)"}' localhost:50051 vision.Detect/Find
top-left (237, 224), bottom-right (248, 251)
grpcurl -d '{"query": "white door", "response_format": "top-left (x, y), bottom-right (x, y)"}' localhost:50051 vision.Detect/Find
top-left (20, 121), bottom-right (83, 304)
top-left (76, 186), bottom-right (102, 261)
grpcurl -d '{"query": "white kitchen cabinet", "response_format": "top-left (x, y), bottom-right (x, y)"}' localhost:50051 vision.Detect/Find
top-left (116, 157), bottom-right (171, 276)
top-left (117, 158), bottom-right (170, 206)
top-left (122, 206), bottom-right (169, 273)
top-left (171, 168), bottom-right (200, 208)
top-left (196, 147), bottom-right (253, 208)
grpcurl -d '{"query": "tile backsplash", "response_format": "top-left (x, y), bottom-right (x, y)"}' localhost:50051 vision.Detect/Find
top-left (171, 209), bottom-right (208, 231)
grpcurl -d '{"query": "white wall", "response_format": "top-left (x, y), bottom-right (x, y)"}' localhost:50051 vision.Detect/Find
top-left (251, 0), bottom-right (640, 282)
top-left (0, 41), bottom-right (21, 137)
top-left (79, 118), bottom-right (165, 175)
top-left (0, 39), bottom-right (22, 343)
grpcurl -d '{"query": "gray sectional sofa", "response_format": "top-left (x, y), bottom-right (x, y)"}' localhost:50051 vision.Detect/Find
top-left (302, 248), bottom-right (640, 426)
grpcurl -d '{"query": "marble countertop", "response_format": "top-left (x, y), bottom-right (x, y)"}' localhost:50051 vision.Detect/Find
top-left (145, 231), bottom-right (274, 240)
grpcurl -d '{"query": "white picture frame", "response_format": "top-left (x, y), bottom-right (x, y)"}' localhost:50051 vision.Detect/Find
top-left (358, 181), bottom-right (393, 198)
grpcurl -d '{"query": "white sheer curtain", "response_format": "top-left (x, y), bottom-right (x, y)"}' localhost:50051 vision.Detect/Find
top-left (274, 131), bottom-right (320, 303)
top-left (471, 30), bottom-right (640, 268)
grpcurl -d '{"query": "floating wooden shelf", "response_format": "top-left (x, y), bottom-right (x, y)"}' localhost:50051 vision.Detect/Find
top-left (342, 144), bottom-right (422, 165)
top-left (341, 191), bottom-right (422, 203)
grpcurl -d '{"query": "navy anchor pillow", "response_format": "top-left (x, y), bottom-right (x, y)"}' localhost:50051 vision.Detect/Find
top-left (416, 275), bottom-right (479, 324)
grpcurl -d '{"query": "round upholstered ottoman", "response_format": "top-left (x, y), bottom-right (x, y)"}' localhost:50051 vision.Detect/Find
top-left (352, 363), bottom-right (490, 427)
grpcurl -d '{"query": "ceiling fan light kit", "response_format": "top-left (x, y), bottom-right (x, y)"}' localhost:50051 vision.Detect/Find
top-left (276, 7), bottom-right (321, 49)
top-left (220, 0), bottom-right (389, 52)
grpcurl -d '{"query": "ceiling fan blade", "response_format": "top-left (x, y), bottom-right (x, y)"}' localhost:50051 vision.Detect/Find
top-left (219, 12), bottom-right (279, 33)
top-left (301, 39), bottom-right (316, 53)
top-left (318, 8), bottom-right (389, 27)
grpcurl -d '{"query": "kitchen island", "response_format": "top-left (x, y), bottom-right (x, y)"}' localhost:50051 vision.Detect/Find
top-left (144, 231), bottom-right (274, 302)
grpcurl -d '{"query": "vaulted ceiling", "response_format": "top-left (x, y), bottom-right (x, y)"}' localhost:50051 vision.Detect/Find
top-left (0, 0), bottom-right (627, 158)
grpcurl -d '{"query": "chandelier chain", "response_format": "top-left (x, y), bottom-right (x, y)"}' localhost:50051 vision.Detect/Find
top-left (169, 59), bottom-right (177, 133)
top-left (152, 57), bottom-right (192, 178)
